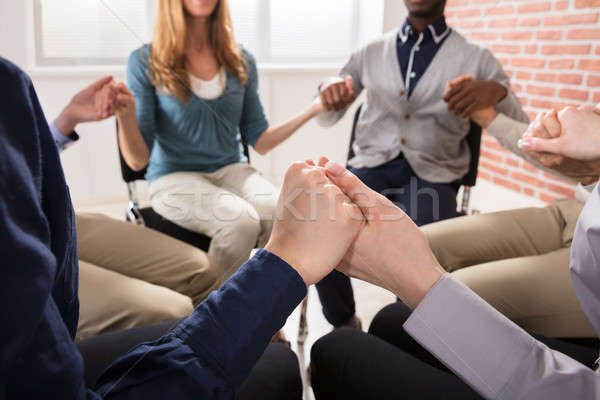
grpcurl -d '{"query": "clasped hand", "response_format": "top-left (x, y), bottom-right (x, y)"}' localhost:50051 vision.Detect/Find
top-left (519, 106), bottom-right (600, 184)
top-left (265, 158), bottom-right (445, 309)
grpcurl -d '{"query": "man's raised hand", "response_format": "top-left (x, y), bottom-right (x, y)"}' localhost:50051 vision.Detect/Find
top-left (319, 76), bottom-right (355, 111)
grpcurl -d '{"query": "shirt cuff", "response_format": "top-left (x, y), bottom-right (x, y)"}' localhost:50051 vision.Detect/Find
top-left (49, 121), bottom-right (78, 152)
top-left (404, 274), bottom-right (536, 399)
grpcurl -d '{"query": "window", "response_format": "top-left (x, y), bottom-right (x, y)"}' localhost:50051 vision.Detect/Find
top-left (33, 0), bottom-right (152, 66)
top-left (230, 0), bottom-right (384, 64)
top-left (33, 0), bottom-right (384, 67)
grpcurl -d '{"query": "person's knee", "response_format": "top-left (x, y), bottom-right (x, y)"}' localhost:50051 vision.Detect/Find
top-left (146, 293), bottom-right (194, 322)
top-left (220, 209), bottom-right (262, 245)
top-left (237, 343), bottom-right (302, 400)
top-left (311, 328), bottom-right (362, 370)
top-left (311, 329), bottom-right (365, 395)
top-left (368, 302), bottom-right (411, 339)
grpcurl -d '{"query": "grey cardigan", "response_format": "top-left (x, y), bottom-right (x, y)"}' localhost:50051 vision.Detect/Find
top-left (317, 28), bottom-right (529, 183)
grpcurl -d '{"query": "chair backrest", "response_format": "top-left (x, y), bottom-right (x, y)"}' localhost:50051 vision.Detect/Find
top-left (116, 120), bottom-right (250, 183)
top-left (347, 104), bottom-right (482, 187)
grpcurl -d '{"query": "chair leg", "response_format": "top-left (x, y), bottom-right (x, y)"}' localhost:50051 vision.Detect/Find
top-left (297, 296), bottom-right (309, 345)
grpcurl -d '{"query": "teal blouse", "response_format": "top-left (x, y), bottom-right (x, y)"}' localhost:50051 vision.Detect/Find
top-left (126, 45), bottom-right (269, 182)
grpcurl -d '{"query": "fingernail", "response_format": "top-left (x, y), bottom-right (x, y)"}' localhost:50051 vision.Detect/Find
top-left (518, 139), bottom-right (532, 150)
top-left (325, 161), bottom-right (345, 177)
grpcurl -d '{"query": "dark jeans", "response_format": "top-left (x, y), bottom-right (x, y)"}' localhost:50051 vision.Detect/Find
top-left (315, 155), bottom-right (460, 326)
top-left (311, 302), bottom-right (599, 399)
top-left (76, 320), bottom-right (302, 400)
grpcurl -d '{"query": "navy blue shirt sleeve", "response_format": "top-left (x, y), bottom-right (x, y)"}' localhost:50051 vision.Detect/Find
top-left (95, 249), bottom-right (307, 398)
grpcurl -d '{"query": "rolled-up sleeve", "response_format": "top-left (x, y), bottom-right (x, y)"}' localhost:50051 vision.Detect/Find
top-left (404, 274), bottom-right (600, 399)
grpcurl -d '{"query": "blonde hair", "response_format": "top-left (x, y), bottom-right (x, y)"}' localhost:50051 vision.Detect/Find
top-left (148, 0), bottom-right (248, 102)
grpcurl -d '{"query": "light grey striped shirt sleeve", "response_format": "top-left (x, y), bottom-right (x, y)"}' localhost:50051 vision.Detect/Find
top-left (404, 184), bottom-right (600, 399)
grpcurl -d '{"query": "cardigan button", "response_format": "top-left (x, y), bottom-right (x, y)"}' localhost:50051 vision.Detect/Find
top-left (401, 138), bottom-right (407, 145)
top-left (400, 89), bottom-right (406, 96)
top-left (404, 113), bottom-right (411, 120)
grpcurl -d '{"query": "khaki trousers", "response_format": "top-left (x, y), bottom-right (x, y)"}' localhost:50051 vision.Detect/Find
top-left (76, 213), bottom-right (217, 340)
top-left (149, 163), bottom-right (278, 280)
top-left (423, 199), bottom-right (595, 338)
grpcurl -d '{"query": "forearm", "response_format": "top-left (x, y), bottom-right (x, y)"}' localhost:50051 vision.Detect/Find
top-left (117, 112), bottom-right (149, 171)
top-left (253, 101), bottom-right (322, 154)
top-left (96, 250), bottom-right (306, 395)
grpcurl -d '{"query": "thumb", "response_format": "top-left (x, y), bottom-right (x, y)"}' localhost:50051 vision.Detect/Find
top-left (344, 76), bottom-right (355, 97)
top-left (519, 137), bottom-right (562, 154)
top-left (542, 109), bottom-right (561, 138)
top-left (325, 161), bottom-right (378, 211)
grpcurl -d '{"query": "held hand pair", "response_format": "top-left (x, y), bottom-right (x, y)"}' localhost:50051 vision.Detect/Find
top-left (518, 106), bottom-right (600, 184)
top-left (265, 157), bottom-right (445, 309)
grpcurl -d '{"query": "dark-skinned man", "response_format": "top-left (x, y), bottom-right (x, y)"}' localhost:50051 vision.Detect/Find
top-left (313, 0), bottom-right (528, 330)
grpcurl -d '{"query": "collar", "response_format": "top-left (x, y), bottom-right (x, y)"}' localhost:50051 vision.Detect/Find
top-left (398, 16), bottom-right (450, 44)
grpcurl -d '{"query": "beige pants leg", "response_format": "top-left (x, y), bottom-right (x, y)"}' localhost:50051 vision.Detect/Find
top-left (76, 213), bottom-right (216, 306)
top-left (150, 165), bottom-right (277, 279)
top-left (423, 203), bottom-right (595, 337)
top-left (452, 249), bottom-right (595, 337)
top-left (77, 260), bottom-right (193, 340)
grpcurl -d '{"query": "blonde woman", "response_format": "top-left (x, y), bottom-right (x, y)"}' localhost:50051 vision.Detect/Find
top-left (114, 0), bottom-right (323, 283)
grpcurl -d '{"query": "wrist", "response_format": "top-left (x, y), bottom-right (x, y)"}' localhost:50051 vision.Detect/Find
top-left (474, 109), bottom-right (498, 129)
top-left (264, 240), bottom-right (309, 286)
top-left (54, 104), bottom-right (79, 136)
top-left (116, 107), bottom-right (136, 125)
top-left (391, 263), bottom-right (445, 309)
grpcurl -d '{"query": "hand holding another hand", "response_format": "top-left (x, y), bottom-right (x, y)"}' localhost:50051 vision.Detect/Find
top-left (319, 76), bottom-right (355, 112)
top-left (520, 106), bottom-right (600, 184)
top-left (443, 75), bottom-right (507, 119)
top-left (54, 76), bottom-right (115, 135)
top-left (323, 158), bottom-right (445, 309)
top-left (110, 82), bottom-right (137, 120)
top-left (265, 159), bottom-right (364, 286)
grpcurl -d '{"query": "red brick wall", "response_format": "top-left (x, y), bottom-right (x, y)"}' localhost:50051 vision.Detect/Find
top-left (445, 0), bottom-right (600, 203)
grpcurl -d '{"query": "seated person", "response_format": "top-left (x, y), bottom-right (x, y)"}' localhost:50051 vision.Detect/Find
top-left (310, 109), bottom-right (600, 398)
top-left (116, 0), bottom-right (324, 284)
top-left (312, 0), bottom-right (528, 329)
top-left (2, 57), bottom-right (355, 398)
top-left (49, 77), bottom-right (222, 340)
top-left (423, 83), bottom-right (598, 339)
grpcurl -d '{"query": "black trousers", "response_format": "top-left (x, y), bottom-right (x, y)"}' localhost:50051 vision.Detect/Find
top-left (315, 155), bottom-right (460, 327)
top-left (310, 302), bottom-right (598, 399)
top-left (76, 320), bottom-right (302, 399)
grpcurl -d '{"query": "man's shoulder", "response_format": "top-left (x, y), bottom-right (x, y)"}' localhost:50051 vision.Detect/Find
top-left (0, 57), bottom-right (32, 95)
top-left (355, 30), bottom-right (397, 57)
top-left (446, 30), bottom-right (494, 59)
